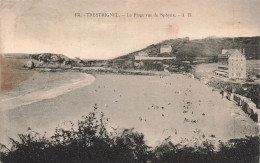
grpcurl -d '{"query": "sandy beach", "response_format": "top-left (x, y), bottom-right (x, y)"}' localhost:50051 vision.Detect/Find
top-left (0, 72), bottom-right (95, 111)
top-left (0, 72), bottom-right (258, 147)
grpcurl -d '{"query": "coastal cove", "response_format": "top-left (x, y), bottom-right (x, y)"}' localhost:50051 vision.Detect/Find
top-left (0, 71), bottom-right (257, 147)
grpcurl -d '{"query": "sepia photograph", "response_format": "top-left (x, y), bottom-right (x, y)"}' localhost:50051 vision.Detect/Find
top-left (0, 0), bottom-right (259, 162)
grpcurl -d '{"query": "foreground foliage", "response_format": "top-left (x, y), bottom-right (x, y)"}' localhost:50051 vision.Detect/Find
top-left (0, 106), bottom-right (259, 163)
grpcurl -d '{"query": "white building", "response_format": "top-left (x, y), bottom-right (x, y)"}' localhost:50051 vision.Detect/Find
top-left (138, 52), bottom-right (148, 57)
top-left (215, 49), bottom-right (246, 79)
top-left (160, 45), bottom-right (172, 53)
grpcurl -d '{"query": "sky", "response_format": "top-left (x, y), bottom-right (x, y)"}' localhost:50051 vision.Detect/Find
top-left (0, 0), bottom-right (260, 59)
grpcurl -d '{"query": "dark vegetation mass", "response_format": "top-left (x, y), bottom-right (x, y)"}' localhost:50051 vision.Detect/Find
top-left (0, 106), bottom-right (259, 163)
top-left (106, 59), bottom-right (192, 73)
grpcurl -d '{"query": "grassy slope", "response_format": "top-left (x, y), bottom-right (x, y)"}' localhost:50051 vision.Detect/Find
top-left (112, 36), bottom-right (260, 61)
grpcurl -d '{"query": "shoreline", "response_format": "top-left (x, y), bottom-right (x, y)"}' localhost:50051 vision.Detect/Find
top-left (0, 73), bottom-right (95, 112)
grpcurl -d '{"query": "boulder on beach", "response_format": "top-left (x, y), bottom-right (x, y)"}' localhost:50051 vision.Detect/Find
top-left (25, 60), bottom-right (35, 69)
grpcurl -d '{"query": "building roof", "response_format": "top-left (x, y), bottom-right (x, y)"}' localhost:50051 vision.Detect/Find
top-left (224, 49), bottom-right (237, 55)
top-left (218, 49), bottom-right (245, 58)
top-left (161, 45), bottom-right (172, 48)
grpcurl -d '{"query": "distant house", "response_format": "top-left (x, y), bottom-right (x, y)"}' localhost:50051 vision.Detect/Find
top-left (160, 45), bottom-right (172, 53)
top-left (50, 55), bottom-right (59, 62)
top-left (135, 56), bottom-right (176, 60)
top-left (215, 49), bottom-right (246, 79)
top-left (138, 52), bottom-right (148, 57)
top-left (72, 57), bottom-right (86, 67)
top-left (74, 57), bottom-right (82, 64)
top-left (134, 49), bottom-right (176, 60)
top-left (62, 60), bottom-right (72, 66)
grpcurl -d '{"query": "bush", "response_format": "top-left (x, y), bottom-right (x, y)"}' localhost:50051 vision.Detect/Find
top-left (0, 105), bottom-right (259, 163)
top-left (152, 137), bottom-right (259, 163)
top-left (0, 105), bottom-right (149, 163)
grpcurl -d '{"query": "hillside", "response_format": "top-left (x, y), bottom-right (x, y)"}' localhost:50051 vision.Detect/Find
top-left (113, 36), bottom-right (260, 61)
top-left (114, 37), bottom-right (189, 60)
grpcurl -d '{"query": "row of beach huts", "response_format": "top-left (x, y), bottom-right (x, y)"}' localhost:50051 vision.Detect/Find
top-left (222, 91), bottom-right (259, 122)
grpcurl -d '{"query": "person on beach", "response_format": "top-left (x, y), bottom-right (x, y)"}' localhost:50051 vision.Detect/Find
top-left (220, 90), bottom-right (224, 98)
